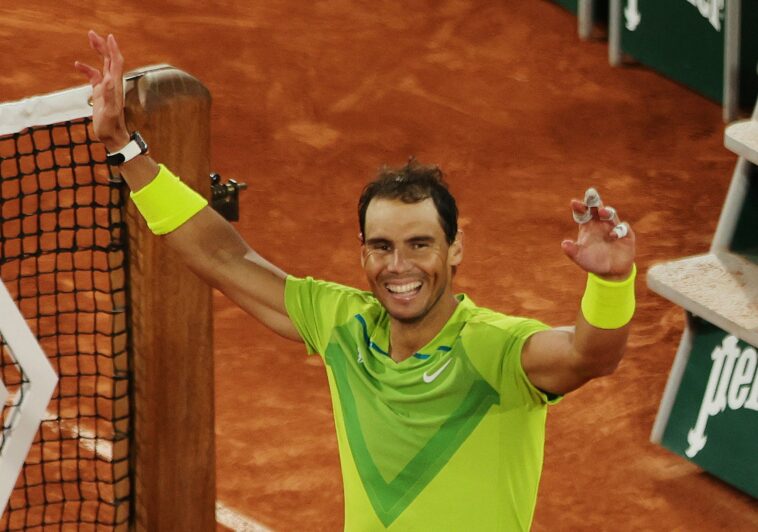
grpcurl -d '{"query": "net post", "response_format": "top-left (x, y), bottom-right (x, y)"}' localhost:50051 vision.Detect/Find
top-left (121, 67), bottom-right (216, 531)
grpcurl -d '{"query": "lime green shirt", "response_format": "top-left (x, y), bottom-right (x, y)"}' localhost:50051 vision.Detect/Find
top-left (285, 276), bottom-right (558, 531)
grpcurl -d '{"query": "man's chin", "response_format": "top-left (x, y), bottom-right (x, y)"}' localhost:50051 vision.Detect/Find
top-left (390, 311), bottom-right (427, 324)
top-left (382, 301), bottom-right (428, 324)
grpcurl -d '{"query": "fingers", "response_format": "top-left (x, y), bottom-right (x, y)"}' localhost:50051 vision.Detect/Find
top-left (86, 30), bottom-right (123, 75)
top-left (77, 31), bottom-right (109, 86)
top-left (612, 223), bottom-right (628, 239)
top-left (584, 187), bottom-right (601, 208)
top-left (560, 239), bottom-right (580, 260)
top-left (572, 187), bottom-right (604, 224)
top-left (571, 202), bottom-right (618, 224)
top-left (610, 222), bottom-right (633, 240)
top-left (571, 199), bottom-right (592, 224)
top-left (570, 187), bottom-right (632, 240)
top-left (74, 61), bottom-right (102, 85)
top-left (107, 34), bottom-right (124, 70)
top-left (599, 206), bottom-right (619, 224)
top-left (570, 187), bottom-right (618, 225)
top-left (106, 34), bottom-right (125, 101)
top-left (88, 30), bottom-right (108, 56)
top-left (79, 31), bottom-right (125, 104)
top-left (600, 206), bottom-right (632, 241)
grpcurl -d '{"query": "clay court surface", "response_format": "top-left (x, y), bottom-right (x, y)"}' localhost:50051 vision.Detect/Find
top-left (2, 1), bottom-right (757, 530)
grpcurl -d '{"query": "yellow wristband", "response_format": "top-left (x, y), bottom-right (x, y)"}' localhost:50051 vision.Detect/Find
top-left (580, 264), bottom-right (637, 329)
top-left (130, 164), bottom-right (208, 235)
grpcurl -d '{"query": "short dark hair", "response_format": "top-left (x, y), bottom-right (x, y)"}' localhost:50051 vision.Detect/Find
top-left (358, 158), bottom-right (458, 244)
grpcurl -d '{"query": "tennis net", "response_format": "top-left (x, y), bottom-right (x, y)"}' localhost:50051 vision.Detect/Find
top-left (0, 95), bottom-right (130, 529)
top-left (1, 68), bottom-right (217, 531)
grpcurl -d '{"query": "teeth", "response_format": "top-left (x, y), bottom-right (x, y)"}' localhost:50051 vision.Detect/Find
top-left (386, 281), bottom-right (422, 294)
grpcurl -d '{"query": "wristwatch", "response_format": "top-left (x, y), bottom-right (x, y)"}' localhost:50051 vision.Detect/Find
top-left (106, 131), bottom-right (148, 166)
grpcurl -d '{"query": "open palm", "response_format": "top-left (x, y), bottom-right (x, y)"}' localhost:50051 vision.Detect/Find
top-left (74, 31), bottom-right (128, 149)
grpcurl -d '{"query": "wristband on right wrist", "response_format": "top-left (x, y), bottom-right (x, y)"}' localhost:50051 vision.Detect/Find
top-left (580, 264), bottom-right (637, 329)
top-left (130, 164), bottom-right (208, 235)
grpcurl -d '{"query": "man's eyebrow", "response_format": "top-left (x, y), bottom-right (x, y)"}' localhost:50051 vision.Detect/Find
top-left (364, 235), bottom-right (437, 246)
top-left (364, 237), bottom-right (392, 246)
top-left (407, 235), bottom-right (435, 243)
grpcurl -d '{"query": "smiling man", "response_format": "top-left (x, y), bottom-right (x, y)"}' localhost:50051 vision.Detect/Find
top-left (77, 31), bottom-right (636, 531)
top-left (359, 170), bottom-right (463, 351)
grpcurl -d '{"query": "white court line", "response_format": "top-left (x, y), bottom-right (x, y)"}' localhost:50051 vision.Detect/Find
top-left (216, 501), bottom-right (272, 531)
top-left (41, 411), bottom-right (272, 531)
top-left (43, 411), bottom-right (113, 461)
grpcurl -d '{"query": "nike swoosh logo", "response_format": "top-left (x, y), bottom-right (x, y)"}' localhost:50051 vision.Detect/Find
top-left (423, 359), bottom-right (453, 383)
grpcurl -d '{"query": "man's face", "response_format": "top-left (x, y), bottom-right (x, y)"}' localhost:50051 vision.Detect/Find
top-left (361, 197), bottom-right (462, 323)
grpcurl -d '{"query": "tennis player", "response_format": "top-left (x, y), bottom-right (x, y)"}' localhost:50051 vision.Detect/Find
top-left (76, 31), bottom-right (636, 531)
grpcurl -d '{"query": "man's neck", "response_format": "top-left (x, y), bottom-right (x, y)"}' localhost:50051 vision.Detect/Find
top-left (388, 294), bottom-right (459, 363)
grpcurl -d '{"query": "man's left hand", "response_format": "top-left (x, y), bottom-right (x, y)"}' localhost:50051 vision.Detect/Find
top-left (561, 188), bottom-right (635, 281)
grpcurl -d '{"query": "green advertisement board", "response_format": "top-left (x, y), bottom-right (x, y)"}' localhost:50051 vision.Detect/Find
top-left (739, 3), bottom-right (758, 109)
top-left (729, 163), bottom-right (758, 262)
top-left (552, 0), bottom-right (578, 14)
top-left (661, 317), bottom-right (758, 497)
top-left (620, 0), bottom-right (725, 102)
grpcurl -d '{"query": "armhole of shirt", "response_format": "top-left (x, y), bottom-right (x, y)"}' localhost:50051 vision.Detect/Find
top-left (284, 275), bottom-right (319, 356)
top-left (516, 327), bottom-right (563, 406)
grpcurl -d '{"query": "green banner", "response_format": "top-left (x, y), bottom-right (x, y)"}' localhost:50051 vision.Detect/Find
top-left (662, 317), bottom-right (758, 497)
top-left (739, 1), bottom-right (758, 109)
top-left (729, 164), bottom-right (758, 263)
top-left (551, 0), bottom-right (578, 14)
top-left (620, 0), bottom-right (725, 102)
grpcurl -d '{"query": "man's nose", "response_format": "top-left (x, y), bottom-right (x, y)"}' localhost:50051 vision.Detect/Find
top-left (387, 248), bottom-right (412, 273)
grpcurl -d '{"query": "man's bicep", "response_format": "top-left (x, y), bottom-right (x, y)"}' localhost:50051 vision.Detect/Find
top-left (521, 327), bottom-right (593, 396)
top-left (219, 277), bottom-right (303, 342)
top-left (249, 302), bottom-right (304, 342)
top-left (166, 207), bottom-right (292, 315)
top-left (211, 251), bottom-right (304, 342)
top-left (161, 207), bottom-right (304, 342)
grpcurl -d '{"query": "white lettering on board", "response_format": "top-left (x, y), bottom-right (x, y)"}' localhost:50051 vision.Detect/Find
top-left (685, 336), bottom-right (758, 458)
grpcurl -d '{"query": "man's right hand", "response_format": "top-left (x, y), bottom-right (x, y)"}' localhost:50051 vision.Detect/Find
top-left (74, 31), bottom-right (130, 152)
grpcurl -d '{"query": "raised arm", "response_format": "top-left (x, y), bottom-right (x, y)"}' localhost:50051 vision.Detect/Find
top-left (521, 188), bottom-right (636, 396)
top-left (75, 31), bottom-right (301, 342)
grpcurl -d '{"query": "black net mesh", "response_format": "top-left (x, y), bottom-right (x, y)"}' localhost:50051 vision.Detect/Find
top-left (0, 118), bottom-right (130, 530)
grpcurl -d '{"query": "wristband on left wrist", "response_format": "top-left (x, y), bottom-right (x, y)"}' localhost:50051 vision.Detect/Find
top-left (581, 263), bottom-right (637, 329)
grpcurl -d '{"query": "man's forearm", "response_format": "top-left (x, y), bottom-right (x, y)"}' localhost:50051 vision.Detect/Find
top-left (114, 154), bottom-right (279, 284)
top-left (117, 152), bottom-right (161, 192)
top-left (571, 313), bottom-right (630, 377)
top-left (571, 267), bottom-right (636, 376)
top-left (115, 154), bottom-right (291, 319)
top-left (114, 152), bottom-right (226, 265)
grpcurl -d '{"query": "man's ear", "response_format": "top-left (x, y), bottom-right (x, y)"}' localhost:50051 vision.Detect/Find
top-left (360, 234), bottom-right (367, 268)
top-left (360, 247), bottom-right (367, 268)
top-left (448, 230), bottom-right (463, 266)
